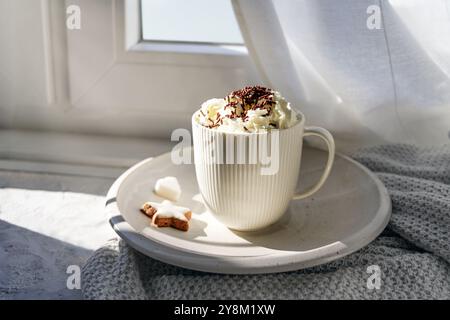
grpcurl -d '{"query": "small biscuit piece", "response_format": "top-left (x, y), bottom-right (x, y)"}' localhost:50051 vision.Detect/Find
top-left (140, 200), bottom-right (191, 232)
top-left (154, 176), bottom-right (181, 201)
top-left (153, 216), bottom-right (190, 232)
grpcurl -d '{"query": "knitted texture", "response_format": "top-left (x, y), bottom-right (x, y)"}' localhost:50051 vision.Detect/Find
top-left (82, 144), bottom-right (450, 299)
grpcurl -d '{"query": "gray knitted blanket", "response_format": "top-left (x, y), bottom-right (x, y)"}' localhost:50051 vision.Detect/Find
top-left (82, 145), bottom-right (450, 299)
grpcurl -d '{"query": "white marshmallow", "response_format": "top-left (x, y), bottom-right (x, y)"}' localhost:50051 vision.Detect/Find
top-left (154, 176), bottom-right (181, 201)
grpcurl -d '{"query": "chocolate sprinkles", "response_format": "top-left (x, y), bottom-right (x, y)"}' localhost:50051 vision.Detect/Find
top-left (205, 86), bottom-right (278, 129)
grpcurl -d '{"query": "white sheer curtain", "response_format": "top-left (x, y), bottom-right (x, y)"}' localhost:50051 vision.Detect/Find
top-left (233, 0), bottom-right (450, 153)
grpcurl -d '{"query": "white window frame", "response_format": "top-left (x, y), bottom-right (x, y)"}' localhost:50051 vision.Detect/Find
top-left (6, 0), bottom-right (258, 139)
top-left (129, 0), bottom-right (247, 55)
top-left (0, 0), bottom-right (259, 173)
top-left (64, 0), bottom-right (257, 138)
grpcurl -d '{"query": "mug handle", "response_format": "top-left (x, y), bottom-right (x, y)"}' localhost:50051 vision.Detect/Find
top-left (292, 126), bottom-right (335, 200)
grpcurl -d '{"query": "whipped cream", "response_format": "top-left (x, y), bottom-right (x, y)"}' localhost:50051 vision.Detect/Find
top-left (195, 86), bottom-right (299, 133)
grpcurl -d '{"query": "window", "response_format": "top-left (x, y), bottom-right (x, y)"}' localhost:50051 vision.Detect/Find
top-left (140, 0), bottom-right (244, 45)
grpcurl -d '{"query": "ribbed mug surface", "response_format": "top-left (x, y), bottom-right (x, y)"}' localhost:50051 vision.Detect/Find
top-left (192, 113), bottom-right (304, 231)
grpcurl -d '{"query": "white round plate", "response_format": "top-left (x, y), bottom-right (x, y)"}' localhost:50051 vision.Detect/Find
top-left (106, 146), bottom-right (391, 274)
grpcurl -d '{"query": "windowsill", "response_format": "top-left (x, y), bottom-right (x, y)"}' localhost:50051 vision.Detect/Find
top-left (130, 41), bottom-right (248, 56)
top-left (0, 130), bottom-right (175, 178)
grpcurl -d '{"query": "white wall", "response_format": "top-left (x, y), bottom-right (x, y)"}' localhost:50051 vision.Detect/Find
top-left (0, 0), bottom-right (50, 128)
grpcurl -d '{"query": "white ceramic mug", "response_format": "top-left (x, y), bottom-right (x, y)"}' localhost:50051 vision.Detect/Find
top-left (192, 111), bottom-right (335, 231)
